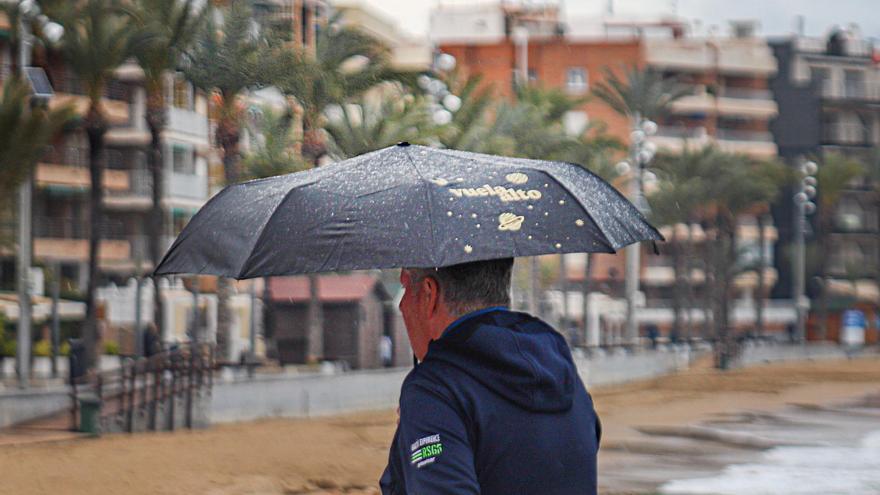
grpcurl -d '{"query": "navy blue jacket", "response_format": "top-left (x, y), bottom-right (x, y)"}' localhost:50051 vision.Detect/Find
top-left (380, 308), bottom-right (601, 494)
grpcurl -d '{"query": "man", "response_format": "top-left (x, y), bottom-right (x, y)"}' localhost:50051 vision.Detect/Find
top-left (380, 258), bottom-right (601, 494)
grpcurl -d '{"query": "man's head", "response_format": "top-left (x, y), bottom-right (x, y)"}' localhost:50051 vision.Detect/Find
top-left (399, 258), bottom-right (514, 360)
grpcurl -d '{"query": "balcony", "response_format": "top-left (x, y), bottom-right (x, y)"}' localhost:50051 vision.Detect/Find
top-left (49, 73), bottom-right (132, 126)
top-left (33, 217), bottom-right (132, 263)
top-left (167, 172), bottom-right (208, 201)
top-left (820, 79), bottom-right (880, 102)
top-left (667, 84), bottom-right (777, 119)
top-left (168, 106), bottom-right (210, 141)
top-left (105, 169), bottom-right (153, 210)
top-left (36, 146), bottom-right (130, 192)
top-left (821, 122), bottom-right (872, 147)
top-left (716, 129), bottom-right (777, 157)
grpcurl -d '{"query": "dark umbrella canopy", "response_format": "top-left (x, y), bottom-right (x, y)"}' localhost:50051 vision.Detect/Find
top-left (155, 143), bottom-right (663, 279)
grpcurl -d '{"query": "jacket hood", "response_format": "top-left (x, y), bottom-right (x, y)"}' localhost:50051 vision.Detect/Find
top-left (425, 309), bottom-right (576, 413)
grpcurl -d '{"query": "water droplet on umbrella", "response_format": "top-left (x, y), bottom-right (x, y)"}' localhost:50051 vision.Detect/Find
top-left (575, 219), bottom-right (585, 227)
top-left (464, 245), bottom-right (473, 253)
top-left (555, 243), bottom-right (562, 249)
top-left (471, 213), bottom-right (477, 218)
top-left (476, 224), bottom-right (481, 228)
top-left (544, 212), bottom-right (549, 216)
top-left (527, 205), bottom-right (534, 210)
top-left (559, 200), bottom-right (565, 205)
top-left (527, 235), bottom-right (533, 240)
top-left (544, 184), bottom-right (549, 188)
top-left (447, 211), bottom-right (453, 217)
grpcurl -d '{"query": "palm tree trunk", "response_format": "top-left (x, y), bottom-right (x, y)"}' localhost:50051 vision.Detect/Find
top-left (84, 118), bottom-right (107, 370)
top-left (756, 214), bottom-right (767, 337)
top-left (702, 227), bottom-right (714, 341)
top-left (817, 214), bottom-right (831, 341)
top-left (582, 253), bottom-right (593, 347)
top-left (529, 257), bottom-right (540, 317)
top-left (684, 222), bottom-right (697, 342)
top-left (559, 254), bottom-right (569, 341)
top-left (215, 116), bottom-right (242, 362)
top-left (146, 93), bottom-right (166, 345)
top-left (306, 272), bottom-right (323, 363)
top-left (671, 228), bottom-right (683, 342)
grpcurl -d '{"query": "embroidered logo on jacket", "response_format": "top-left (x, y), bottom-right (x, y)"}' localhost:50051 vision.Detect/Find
top-left (410, 434), bottom-right (443, 468)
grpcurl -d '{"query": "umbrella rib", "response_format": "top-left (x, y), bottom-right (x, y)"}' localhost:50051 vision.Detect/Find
top-left (401, 146), bottom-right (439, 267)
top-left (538, 167), bottom-right (617, 252)
top-left (237, 184), bottom-right (310, 278)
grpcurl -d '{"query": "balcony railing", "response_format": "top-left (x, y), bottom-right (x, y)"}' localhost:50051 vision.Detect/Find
top-left (716, 129), bottom-right (774, 142)
top-left (106, 149), bottom-right (147, 170)
top-left (43, 145), bottom-right (89, 167)
top-left (34, 217), bottom-right (128, 240)
top-left (51, 73), bottom-right (131, 102)
top-left (106, 169), bottom-right (153, 197)
top-left (720, 87), bottom-right (773, 100)
top-left (820, 79), bottom-right (880, 101)
top-left (822, 122), bottom-right (872, 146)
top-left (654, 125), bottom-right (705, 139)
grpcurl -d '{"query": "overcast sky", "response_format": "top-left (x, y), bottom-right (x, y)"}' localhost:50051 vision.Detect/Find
top-left (361, 0), bottom-right (880, 40)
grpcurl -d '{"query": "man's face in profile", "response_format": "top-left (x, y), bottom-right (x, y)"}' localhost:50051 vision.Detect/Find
top-left (399, 269), bottom-right (431, 359)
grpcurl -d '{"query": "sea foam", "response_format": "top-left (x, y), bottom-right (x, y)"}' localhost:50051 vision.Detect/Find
top-left (660, 430), bottom-right (880, 495)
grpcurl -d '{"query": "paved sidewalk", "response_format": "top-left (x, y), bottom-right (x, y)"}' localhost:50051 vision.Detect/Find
top-left (0, 411), bottom-right (83, 447)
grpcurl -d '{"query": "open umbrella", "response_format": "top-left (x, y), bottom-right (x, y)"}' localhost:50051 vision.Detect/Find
top-left (154, 143), bottom-right (662, 278)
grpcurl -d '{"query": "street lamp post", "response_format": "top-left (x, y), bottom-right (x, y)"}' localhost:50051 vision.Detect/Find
top-left (15, 0), bottom-right (64, 388)
top-left (621, 116), bottom-right (657, 348)
top-left (793, 158), bottom-right (818, 343)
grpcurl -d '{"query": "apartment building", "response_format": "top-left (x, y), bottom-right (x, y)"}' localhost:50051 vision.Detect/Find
top-left (430, 2), bottom-right (787, 338)
top-left (0, 22), bottom-right (212, 297)
top-left (770, 28), bottom-right (880, 326)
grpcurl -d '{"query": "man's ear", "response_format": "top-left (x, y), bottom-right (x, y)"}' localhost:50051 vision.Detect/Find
top-left (422, 276), bottom-right (441, 318)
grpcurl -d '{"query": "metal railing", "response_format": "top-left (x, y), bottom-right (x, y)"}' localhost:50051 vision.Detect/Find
top-left (721, 87), bottom-right (773, 100)
top-left (716, 129), bottom-right (774, 142)
top-left (820, 79), bottom-right (880, 101)
top-left (50, 72), bottom-right (131, 101)
top-left (42, 145), bottom-right (89, 167)
top-left (822, 122), bottom-right (872, 146)
top-left (654, 125), bottom-right (704, 139)
top-left (70, 344), bottom-right (215, 434)
top-left (34, 217), bottom-right (128, 240)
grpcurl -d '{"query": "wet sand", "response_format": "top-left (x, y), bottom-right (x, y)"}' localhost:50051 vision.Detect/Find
top-left (1, 355), bottom-right (879, 495)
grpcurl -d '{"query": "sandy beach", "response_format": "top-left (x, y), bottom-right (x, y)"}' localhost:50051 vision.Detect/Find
top-left (2, 355), bottom-right (879, 495)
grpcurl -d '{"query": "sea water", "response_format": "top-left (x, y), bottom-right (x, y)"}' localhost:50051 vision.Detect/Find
top-left (660, 430), bottom-right (880, 495)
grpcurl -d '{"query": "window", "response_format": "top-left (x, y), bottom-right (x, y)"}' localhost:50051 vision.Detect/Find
top-left (566, 67), bottom-right (588, 93)
top-left (172, 146), bottom-right (195, 175)
top-left (166, 73), bottom-right (194, 110)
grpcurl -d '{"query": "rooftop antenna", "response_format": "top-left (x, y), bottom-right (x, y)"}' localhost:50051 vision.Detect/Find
top-left (795, 15), bottom-right (805, 36)
top-left (606, 0), bottom-right (613, 15)
top-left (670, 0), bottom-right (678, 16)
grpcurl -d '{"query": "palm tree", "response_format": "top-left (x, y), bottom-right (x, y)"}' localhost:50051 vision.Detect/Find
top-left (814, 153), bottom-right (865, 339)
top-left (0, 77), bottom-right (73, 248)
top-left (591, 66), bottom-right (692, 122)
top-left (650, 149), bottom-right (713, 341)
top-left (50, 0), bottom-right (139, 369)
top-left (436, 71), bottom-right (495, 152)
top-left (240, 106), bottom-right (307, 179)
top-left (184, 1), bottom-right (277, 361)
top-left (591, 66), bottom-right (691, 346)
top-left (132, 0), bottom-right (207, 344)
top-left (276, 19), bottom-right (407, 364)
top-left (324, 93), bottom-right (436, 160)
top-left (0, 77), bottom-right (73, 197)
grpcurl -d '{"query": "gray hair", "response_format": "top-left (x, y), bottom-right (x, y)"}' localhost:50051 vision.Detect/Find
top-left (408, 258), bottom-right (514, 317)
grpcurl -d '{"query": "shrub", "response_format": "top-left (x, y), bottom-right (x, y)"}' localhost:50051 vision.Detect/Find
top-left (33, 339), bottom-right (51, 357)
top-left (103, 341), bottom-right (120, 356)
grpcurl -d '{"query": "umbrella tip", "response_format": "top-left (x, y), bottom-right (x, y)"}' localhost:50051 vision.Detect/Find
top-left (396, 141), bottom-right (411, 147)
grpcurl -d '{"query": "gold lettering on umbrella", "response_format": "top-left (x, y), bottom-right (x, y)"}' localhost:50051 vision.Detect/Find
top-left (506, 172), bottom-right (528, 184)
top-left (448, 184), bottom-right (542, 203)
top-left (498, 213), bottom-right (525, 232)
